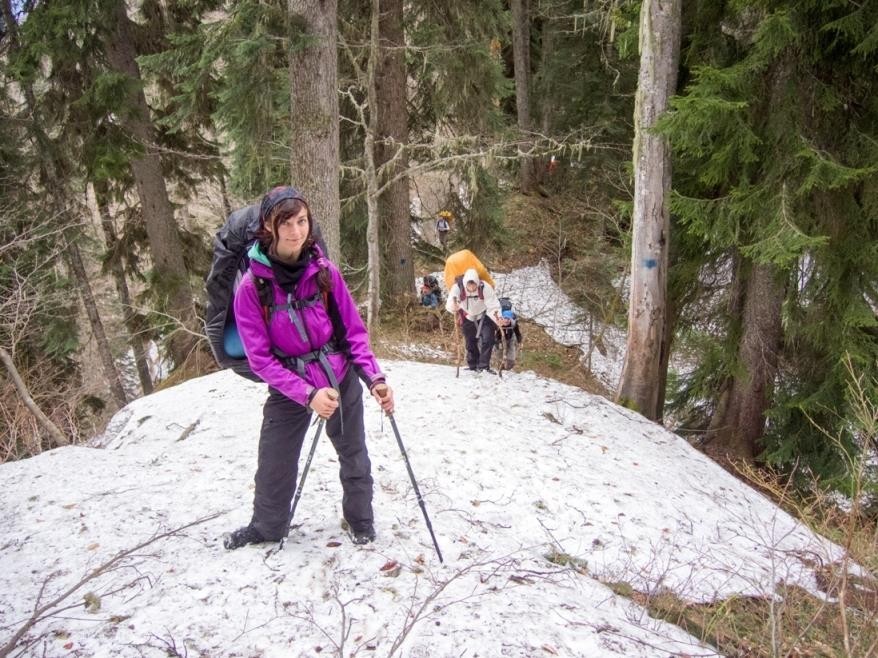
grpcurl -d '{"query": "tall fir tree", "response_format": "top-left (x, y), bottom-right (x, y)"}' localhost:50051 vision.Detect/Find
top-left (661, 0), bottom-right (878, 482)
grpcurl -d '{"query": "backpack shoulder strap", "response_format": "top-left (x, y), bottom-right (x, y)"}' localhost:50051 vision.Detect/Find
top-left (254, 276), bottom-right (274, 323)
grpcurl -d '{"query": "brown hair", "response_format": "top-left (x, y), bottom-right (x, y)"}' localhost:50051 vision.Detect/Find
top-left (256, 197), bottom-right (331, 293)
top-left (256, 197), bottom-right (311, 250)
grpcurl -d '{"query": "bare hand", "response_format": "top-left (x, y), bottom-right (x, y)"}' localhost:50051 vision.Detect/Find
top-left (372, 383), bottom-right (395, 414)
top-left (309, 388), bottom-right (339, 419)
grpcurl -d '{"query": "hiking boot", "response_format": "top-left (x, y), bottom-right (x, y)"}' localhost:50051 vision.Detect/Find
top-left (223, 524), bottom-right (266, 550)
top-left (465, 365), bottom-right (477, 371)
top-left (478, 367), bottom-right (496, 375)
top-left (351, 525), bottom-right (376, 545)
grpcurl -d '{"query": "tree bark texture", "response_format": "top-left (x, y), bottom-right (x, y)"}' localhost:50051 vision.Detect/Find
top-left (536, 15), bottom-right (556, 185)
top-left (95, 185), bottom-right (154, 395)
top-left (103, 3), bottom-right (199, 368)
top-left (375, 0), bottom-right (415, 301)
top-left (616, 0), bottom-right (681, 420)
top-left (65, 242), bottom-right (129, 407)
top-left (364, 0), bottom-right (382, 327)
top-left (0, 348), bottom-right (69, 448)
top-left (510, 0), bottom-right (535, 194)
top-left (288, 0), bottom-right (342, 262)
top-left (706, 262), bottom-right (786, 462)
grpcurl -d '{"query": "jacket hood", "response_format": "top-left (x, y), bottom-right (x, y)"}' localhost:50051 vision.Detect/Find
top-left (248, 242), bottom-right (271, 266)
top-left (463, 268), bottom-right (480, 285)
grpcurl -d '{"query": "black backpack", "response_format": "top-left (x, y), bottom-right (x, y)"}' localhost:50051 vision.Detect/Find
top-left (204, 203), bottom-right (325, 381)
top-left (423, 274), bottom-right (442, 303)
top-left (497, 296), bottom-right (518, 333)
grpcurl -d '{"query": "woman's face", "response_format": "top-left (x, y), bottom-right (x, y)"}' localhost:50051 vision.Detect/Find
top-left (274, 207), bottom-right (309, 261)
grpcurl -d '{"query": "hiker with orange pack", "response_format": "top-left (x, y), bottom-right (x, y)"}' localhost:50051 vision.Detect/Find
top-left (444, 250), bottom-right (503, 374)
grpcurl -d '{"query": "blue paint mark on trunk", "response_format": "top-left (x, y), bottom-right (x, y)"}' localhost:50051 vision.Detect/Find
top-left (643, 258), bottom-right (658, 269)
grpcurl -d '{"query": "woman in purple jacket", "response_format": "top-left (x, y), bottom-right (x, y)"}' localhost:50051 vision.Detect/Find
top-left (223, 186), bottom-right (394, 550)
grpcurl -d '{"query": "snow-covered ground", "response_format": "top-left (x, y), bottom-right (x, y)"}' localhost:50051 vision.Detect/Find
top-left (0, 363), bottom-right (849, 658)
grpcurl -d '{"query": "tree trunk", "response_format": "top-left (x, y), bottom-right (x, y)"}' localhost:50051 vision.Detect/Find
top-left (65, 242), bottom-right (129, 407)
top-left (0, 348), bottom-right (69, 448)
top-left (94, 184), bottom-right (154, 395)
top-left (706, 262), bottom-right (786, 463)
top-left (510, 0), bottom-right (535, 194)
top-left (363, 0), bottom-right (382, 327)
top-left (616, 0), bottom-right (681, 420)
top-left (103, 3), bottom-right (199, 369)
top-left (287, 0), bottom-right (342, 262)
top-left (536, 15), bottom-right (557, 186)
top-left (375, 0), bottom-right (414, 302)
top-left (655, 291), bottom-right (676, 422)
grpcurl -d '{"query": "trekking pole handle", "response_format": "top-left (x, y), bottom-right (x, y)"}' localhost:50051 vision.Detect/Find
top-left (373, 383), bottom-right (390, 410)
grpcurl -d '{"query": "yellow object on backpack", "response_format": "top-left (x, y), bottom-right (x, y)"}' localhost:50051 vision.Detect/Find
top-left (443, 249), bottom-right (494, 291)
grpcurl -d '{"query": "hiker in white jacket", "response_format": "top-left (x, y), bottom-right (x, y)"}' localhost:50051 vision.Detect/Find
top-left (446, 268), bottom-right (504, 373)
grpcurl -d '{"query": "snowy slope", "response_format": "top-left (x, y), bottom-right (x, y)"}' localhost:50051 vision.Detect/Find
top-left (0, 363), bottom-right (847, 658)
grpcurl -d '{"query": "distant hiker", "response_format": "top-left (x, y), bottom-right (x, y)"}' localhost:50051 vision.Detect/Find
top-left (446, 267), bottom-right (503, 373)
top-left (420, 283), bottom-right (438, 309)
top-left (495, 297), bottom-right (523, 371)
top-left (420, 274), bottom-right (442, 309)
top-left (436, 211), bottom-right (451, 250)
top-left (223, 185), bottom-right (394, 550)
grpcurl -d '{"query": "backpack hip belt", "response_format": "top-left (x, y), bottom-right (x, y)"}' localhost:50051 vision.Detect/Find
top-left (273, 341), bottom-right (344, 392)
top-left (273, 341), bottom-right (346, 429)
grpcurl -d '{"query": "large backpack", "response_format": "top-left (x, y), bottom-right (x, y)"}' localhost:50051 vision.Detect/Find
top-left (443, 249), bottom-right (494, 291)
top-left (423, 274), bottom-right (442, 304)
top-left (204, 203), bottom-right (325, 381)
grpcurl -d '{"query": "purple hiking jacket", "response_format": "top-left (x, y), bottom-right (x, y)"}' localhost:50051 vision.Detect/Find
top-left (233, 243), bottom-right (384, 406)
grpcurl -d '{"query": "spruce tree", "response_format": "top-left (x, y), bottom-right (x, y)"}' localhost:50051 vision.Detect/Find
top-left (661, 1), bottom-right (878, 480)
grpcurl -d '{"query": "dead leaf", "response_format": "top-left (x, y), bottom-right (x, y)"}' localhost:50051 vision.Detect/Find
top-left (326, 541), bottom-right (342, 548)
top-left (380, 560), bottom-right (401, 577)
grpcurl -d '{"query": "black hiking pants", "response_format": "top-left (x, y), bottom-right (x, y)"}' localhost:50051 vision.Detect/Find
top-left (249, 368), bottom-right (374, 540)
top-left (461, 314), bottom-right (497, 370)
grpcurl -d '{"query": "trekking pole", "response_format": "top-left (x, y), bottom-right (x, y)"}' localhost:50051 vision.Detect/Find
top-left (278, 390), bottom-right (338, 550)
top-left (454, 316), bottom-right (462, 378)
top-left (374, 385), bottom-right (444, 563)
top-left (498, 324), bottom-right (507, 379)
